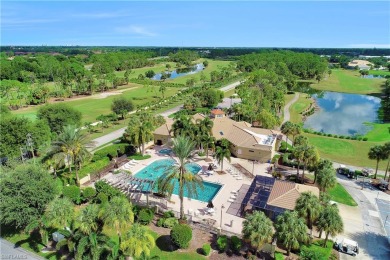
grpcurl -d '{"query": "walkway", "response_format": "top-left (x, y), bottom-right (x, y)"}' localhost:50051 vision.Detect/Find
top-left (282, 92), bottom-right (299, 124)
top-left (91, 80), bottom-right (241, 149)
top-left (0, 238), bottom-right (44, 260)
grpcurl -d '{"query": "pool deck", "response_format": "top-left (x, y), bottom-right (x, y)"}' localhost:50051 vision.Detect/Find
top-left (102, 145), bottom-right (273, 235)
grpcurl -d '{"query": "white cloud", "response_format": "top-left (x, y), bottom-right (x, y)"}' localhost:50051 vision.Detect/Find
top-left (115, 25), bottom-right (157, 37)
top-left (348, 43), bottom-right (390, 48)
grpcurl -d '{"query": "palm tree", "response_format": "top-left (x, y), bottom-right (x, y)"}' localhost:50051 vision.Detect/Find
top-left (281, 121), bottom-right (293, 148)
top-left (202, 135), bottom-right (215, 159)
top-left (100, 197), bottom-right (134, 244)
top-left (292, 145), bottom-right (305, 181)
top-left (215, 145), bottom-right (231, 172)
top-left (172, 115), bottom-right (195, 139)
top-left (242, 211), bottom-right (274, 253)
top-left (293, 135), bottom-right (308, 147)
top-left (137, 121), bottom-right (154, 156)
top-left (44, 197), bottom-right (74, 229)
top-left (295, 192), bottom-right (322, 236)
top-left (316, 204), bottom-right (343, 247)
top-left (317, 167), bottom-right (337, 192)
top-left (25, 216), bottom-right (50, 246)
top-left (77, 204), bottom-right (100, 235)
top-left (383, 142), bottom-right (390, 181)
top-left (55, 228), bottom-right (78, 256)
top-left (275, 211), bottom-right (309, 256)
top-left (368, 145), bottom-right (387, 179)
top-left (120, 223), bottom-right (155, 259)
top-left (290, 124), bottom-right (302, 146)
top-left (48, 125), bottom-right (94, 186)
top-left (300, 146), bottom-right (320, 184)
top-left (41, 152), bottom-right (64, 177)
top-left (158, 136), bottom-right (204, 220)
top-left (313, 159), bottom-right (333, 184)
top-left (75, 232), bottom-right (111, 260)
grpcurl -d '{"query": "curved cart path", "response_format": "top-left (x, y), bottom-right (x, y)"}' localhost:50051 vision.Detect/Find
top-left (282, 92), bottom-right (299, 124)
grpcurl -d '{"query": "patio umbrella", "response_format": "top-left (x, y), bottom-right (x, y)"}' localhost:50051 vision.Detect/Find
top-left (207, 200), bottom-right (214, 208)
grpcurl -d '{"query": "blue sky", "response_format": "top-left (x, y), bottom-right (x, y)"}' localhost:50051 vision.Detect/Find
top-left (2, 1), bottom-right (389, 47)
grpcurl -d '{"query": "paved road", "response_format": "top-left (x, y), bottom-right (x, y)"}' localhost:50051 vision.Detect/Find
top-left (336, 175), bottom-right (390, 260)
top-left (91, 80), bottom-right (242, 149)
top-left (0, 238), bottom-right (44, 260)
top-left (282, 92), bottom-right (299, 124)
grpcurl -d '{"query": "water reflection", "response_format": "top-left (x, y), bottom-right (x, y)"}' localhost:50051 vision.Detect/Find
top-left (304, 92), bottom-right (381, 136)
top-left (152, 63), bottom-right (204, 80)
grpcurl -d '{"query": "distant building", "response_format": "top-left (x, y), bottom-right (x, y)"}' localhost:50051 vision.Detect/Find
top-left (240, 176), bottom-right (320, 220)
top-left (153, 109), bottom-right (281, 162)
top-left (348, 60), bottom-right (373, 70)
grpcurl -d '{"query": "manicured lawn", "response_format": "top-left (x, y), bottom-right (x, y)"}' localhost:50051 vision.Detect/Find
top-left (363, 122), bottom-right (390, 142)
top-left (149, 230), bottom-right (205, 260)
top-left (289, 93), bottom-right (312, 124)
top-left (274, 252), bottom-right (284, 260)
top-left (12, 85), bottom-right (181, 123)
top-left (369, 70), bottom-right (390, 76)
top-left (224, 88), bottom-right (236, 98)
top-left (304, 133), bottom-right (388, 170)
top-left (300, 239), bottom-right (334, 259)
top-left (328, 183), bottom-right (358, 206)
top-left (310, 69), bottom-right (385, 95)
top-left (1, 225), bottom-right (58, 259)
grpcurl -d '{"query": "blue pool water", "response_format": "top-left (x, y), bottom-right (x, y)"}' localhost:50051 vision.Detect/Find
top-left (133, 159), bottom-right (221, 202)
top-left (159, 148), bottom-right (172, 155)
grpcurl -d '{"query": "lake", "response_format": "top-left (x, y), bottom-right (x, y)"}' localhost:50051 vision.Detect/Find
top-left (152, 63), bottom-right (204, 80)
top-left (304, 91), bottom-right (381, 136)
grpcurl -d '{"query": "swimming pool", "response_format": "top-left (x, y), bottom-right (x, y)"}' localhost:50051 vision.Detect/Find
top-left (133, 159), bottom-right (222, 202)
top-left (159, 148), bottom-right (172, 155)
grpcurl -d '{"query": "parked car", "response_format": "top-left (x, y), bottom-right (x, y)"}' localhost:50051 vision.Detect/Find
top-left (337, 165), bottom-right (354, 178)
top-left (362, 168), bottom-right (374, 177)
top-left (334, 238), bottom-right (359, 256)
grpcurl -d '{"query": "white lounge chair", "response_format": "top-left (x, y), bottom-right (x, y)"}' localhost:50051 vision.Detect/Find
top-left (230, 194), bottom-right (237, 199)
top-left (236, 176), bottom-right (243, 180)
top-left (231, 190), bottom-right (238, 194)
top-left (228, 198), bottom-right (235, 203)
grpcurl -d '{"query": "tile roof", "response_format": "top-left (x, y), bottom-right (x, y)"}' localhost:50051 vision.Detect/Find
top-left (211, 109), bottom-right (225, 115)
top-left (153, 118), bottom-right (174, 136)
top-left (267, 179), bottom-right (320, 210)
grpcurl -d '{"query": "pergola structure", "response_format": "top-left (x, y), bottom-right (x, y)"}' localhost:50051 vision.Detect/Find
top-left (240, 176), bottom-right (287, 220)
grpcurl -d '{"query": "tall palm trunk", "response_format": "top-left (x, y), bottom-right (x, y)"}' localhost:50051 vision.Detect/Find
top-left (287, 244), bottom-right (291, 256)
top-left (384, 158), bottom-right (389, 181)
top-left (205, 144), bottom-right (209, 159)
top-left (74, 156), bottom-right (80, 186)
top-left (179, 168), bottom-right (185, 219)
top-left (374, 159), bottom-right (379, 179)
top-left (324, 232), bottom-right (330, 247)
top-left (296, 161), bottom-right (300, 181)
top-left (302, 163), bottom-right (306, 184)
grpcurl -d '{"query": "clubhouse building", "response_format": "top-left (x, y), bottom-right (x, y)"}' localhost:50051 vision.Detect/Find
top-left (153, 109), bottom-right (281, 163)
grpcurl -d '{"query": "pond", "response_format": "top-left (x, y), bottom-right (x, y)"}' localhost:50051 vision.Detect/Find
top-left (303, 91), bottom-right (381, 136)
top-left (152, 63), bottom-right (204, 80)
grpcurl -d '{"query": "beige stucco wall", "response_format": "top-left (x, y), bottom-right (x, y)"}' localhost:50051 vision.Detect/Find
top-left (154, 134), bottom-right (171, 145)
top-left (230, 145), bottom-right (273, 163)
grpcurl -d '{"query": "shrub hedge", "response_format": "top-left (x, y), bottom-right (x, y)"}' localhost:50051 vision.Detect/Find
top-left (216, 235), bottom-right (228, 252)
top-left (230, 236), bottom-right (241, 253)
top-left (82, 187), bottom-right (96, 201)
top-left (137, 209), bottom-right (154, 225)
top-left (170, 224), bottom-right (192, 249)
top-left (202, 244), bottom-right (211, 256)
top-left (63, 185), bottom-right (81, 204)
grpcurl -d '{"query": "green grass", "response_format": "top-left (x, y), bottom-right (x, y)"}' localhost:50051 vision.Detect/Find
top-left (128, 154), bottom-right (151, 160)
top-left (12, 85), bottom-right (181, 123)
top-left (0, 225), bottom-right (59, 259)
top-left (224, 88), bottom-right (236, 98)
top-left (289, 93), bottom-right (312, 124)
top-left (328, 183), bottom-right (358, 206)
top-left (369, 70), bottom-right (390, 76)
top-left (300, 239), bottom-right (334, 259)
top-left (275, 252), bottom-right (284, 260)
top-left (363, 122), bottom-right (390, 142)
top-left (304, 133), bottom-right (388, 170)
top-left (310, 69), bottom-right (385, 95)
top-left (149, 230), bottom-right (205, 260)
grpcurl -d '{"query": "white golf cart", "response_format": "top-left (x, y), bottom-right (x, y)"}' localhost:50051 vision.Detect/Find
top-left (334, 237), bottom-right (359, 256)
